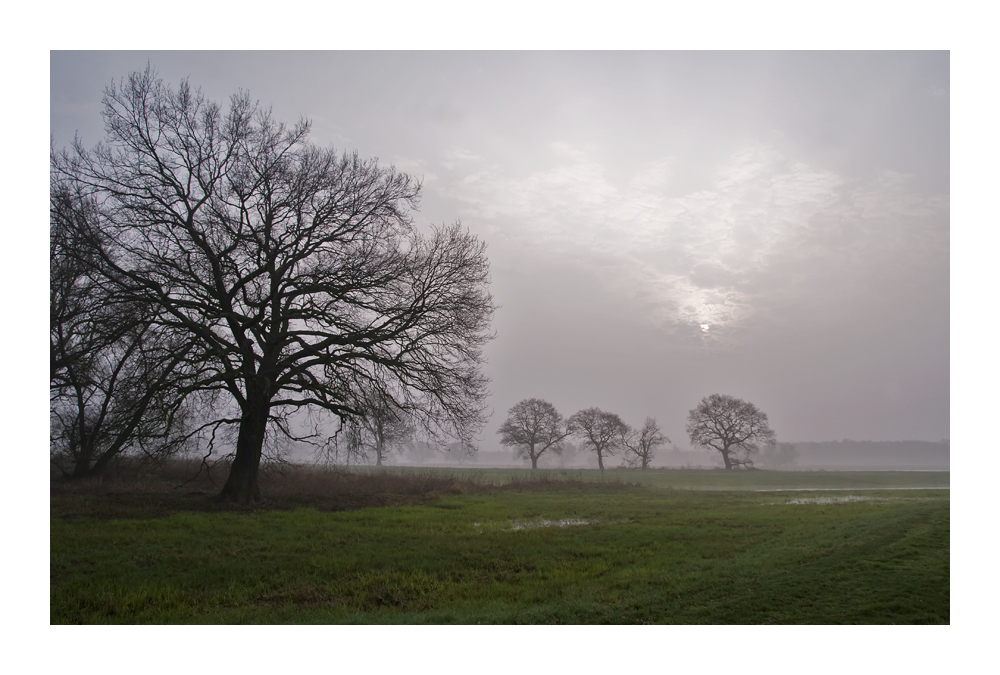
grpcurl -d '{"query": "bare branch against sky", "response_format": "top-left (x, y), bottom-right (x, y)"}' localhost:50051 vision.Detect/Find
top-left (50, 51), bottom-right (949, 445)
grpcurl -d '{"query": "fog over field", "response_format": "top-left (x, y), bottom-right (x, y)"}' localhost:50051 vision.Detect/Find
top-left (51, 51), bottom-right (949, 454)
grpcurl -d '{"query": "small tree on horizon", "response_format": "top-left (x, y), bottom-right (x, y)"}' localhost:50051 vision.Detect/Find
top-left (352, 384), bottom-right (414, 467)
top-left (497, 398), bottom-right (570, 470)
top-left (621, 417), bottom-right (668, 470)
top-left (686, 394), bottom-right (776, 470)
top-left (568, 407), bottom-right (629, 472)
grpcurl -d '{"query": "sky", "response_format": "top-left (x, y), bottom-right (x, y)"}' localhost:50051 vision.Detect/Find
top-left (49, 51), bottom-right (950, 447)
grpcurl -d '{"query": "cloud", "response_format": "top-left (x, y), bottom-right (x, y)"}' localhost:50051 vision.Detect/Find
top-left (390, 156), bottom-right (438, 185)
top-left (441, 148), bottom-right (482, 171)
top-left (443, 142), bottom-right (947, 344)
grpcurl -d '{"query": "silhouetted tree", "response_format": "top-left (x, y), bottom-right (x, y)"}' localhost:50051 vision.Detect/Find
top-left (686, 394), bottom-right (776, 470)
top-left (52, 67), bottom-right (496, 501)
top-left (568, 407), bottom-right (629, 472)
top-left (497, 398), bottom-right (571, 470)
top-left (50, 182), bottom-right (197, 478)
top-left (621, 417), bottom-right (668, 470)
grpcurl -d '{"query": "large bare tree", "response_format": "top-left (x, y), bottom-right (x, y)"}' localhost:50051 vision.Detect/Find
top-left (686, 394), bottom-right (776, 470)
top-left (496, 398), bottom-right (570, 470)
top-left (568, 407), bottom-right (629, 472)
top-left (52, 67), bottom-right (496, 501)
top-left (621, 417), bottom-right (668, 470)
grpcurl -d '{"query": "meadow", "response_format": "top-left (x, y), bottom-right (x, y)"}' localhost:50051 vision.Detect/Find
top-left (50, 465), bottom-right (949, 624)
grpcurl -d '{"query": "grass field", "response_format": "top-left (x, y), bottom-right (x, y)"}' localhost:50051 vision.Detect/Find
top-left (50, 465), bottom-right (949, 624)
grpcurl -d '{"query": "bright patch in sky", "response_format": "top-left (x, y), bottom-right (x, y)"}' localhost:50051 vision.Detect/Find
top-left (446, 142), bottom-right (946, 344)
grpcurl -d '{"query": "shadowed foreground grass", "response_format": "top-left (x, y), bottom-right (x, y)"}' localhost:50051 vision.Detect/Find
top-left (50, 466), bottom-right (948, 624)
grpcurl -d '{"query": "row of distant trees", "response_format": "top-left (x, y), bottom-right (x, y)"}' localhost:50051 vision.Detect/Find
top-left (497, 394), bottom-right (781, 470)
top-left (497, 400), bottom-right (661, 470)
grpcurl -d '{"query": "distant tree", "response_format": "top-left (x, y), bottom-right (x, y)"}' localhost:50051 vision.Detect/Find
top-left (621, 417), bottom-right (668, 470)
top-left (686, 394), bottom-right (776, 470)
top-left (361, 398), bottom-right (413, 467)
top-left (497, 398), bottom-right (571, 470)
top-left (568, 407), bottom-right (629, 472)
top-left (52, 67), bottom-right (496, 502)
top-left (323, 384), bottom-right (415, 467)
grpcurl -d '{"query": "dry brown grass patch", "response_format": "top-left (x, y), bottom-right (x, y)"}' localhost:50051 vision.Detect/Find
top-left (50, 460), bottom-right (483, 518)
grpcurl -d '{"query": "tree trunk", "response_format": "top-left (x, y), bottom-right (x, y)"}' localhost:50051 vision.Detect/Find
top-left (596, 450), bottom-right (605, 471)
top-left (721, 447), bottom-right (733, 470)
top-left (71, 453), bottom-right (93, 479)
top-left (89, 450), bottom-right (115, 477)
top-left (531, 454), bottom-right (538, 470)
top-left (218, 392), bottom-right (270, 503)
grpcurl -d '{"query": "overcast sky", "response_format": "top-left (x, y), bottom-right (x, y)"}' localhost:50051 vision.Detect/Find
top-left (50, 51), bottom-right (949, 446)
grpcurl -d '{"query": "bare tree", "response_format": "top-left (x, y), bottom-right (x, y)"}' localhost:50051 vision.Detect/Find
top-left (52, 67), bottom-right (496, 501)
top-left (496, 398), bottom-right (571, 470)
top-left (568, 407), bottom-right (629, 472)
top-left (363, 402), bottom-right (413, 468)
top-left (50, 182), bottom-right (197, 478)
top-left (621, 417), bottom-right (668, 470)
top-left (343, 385), bottom-right (414, 467)
top-left (686, 394), bottom-right (776, 470)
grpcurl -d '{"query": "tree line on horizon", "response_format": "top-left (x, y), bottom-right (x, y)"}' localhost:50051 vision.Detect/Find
top-left (496, 394), bottom-right (779, 471)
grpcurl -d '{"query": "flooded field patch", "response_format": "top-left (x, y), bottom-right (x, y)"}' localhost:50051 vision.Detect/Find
top-left (471, 518), bottom-right (601, 533)
top-left (784, 495), bottom-right (886, 505)
top-left (508, 518), bottom-right (597, 531)
top-left (767, 495), bottom-right (941, 505)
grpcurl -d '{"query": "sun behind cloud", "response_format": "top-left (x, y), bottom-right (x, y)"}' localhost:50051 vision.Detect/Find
top-left (446, 141), bottom-right (945, 343)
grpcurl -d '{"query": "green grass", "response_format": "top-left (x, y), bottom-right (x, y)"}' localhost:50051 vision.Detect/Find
top-left (50, 467), bottom-right (948, 624)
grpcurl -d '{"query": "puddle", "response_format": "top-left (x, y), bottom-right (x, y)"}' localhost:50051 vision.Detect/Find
top-left (508, 518), bottom-right (597, 531)
top-left (771, 495), bottom-right (938, 505)
top-left (782, 495), bottom-right (886, 505)
top-left (471, 518), bottom-right (599, 533)
top-left (755, 487), bottom-right (949, 492)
